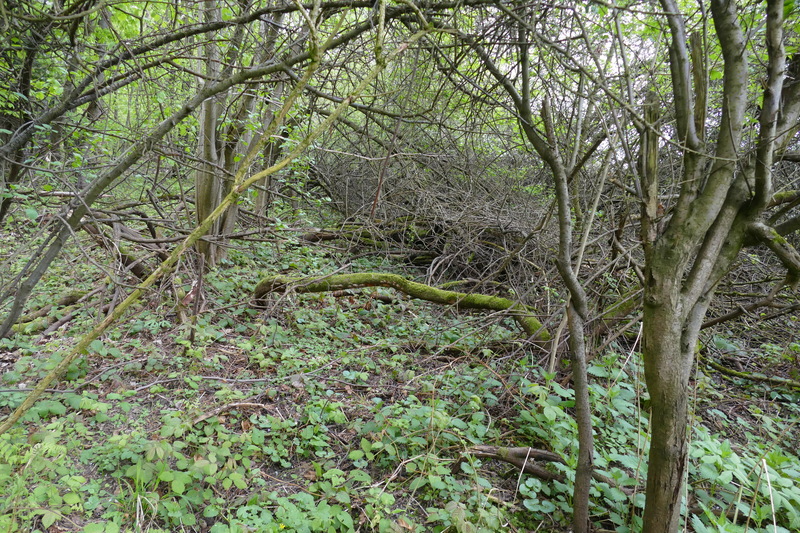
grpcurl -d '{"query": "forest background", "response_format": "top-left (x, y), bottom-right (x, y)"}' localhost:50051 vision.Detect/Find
top-left (1, 0), bottom-right (800, 531)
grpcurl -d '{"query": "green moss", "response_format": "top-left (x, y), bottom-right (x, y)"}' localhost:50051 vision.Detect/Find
top-left (254, 272), bottom-right (550, 341)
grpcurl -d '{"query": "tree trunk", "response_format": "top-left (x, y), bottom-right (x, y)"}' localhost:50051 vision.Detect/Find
top-left (194, 7), bottom-right (290, 264)
top-left (639, 3), bottom-right (800, 529)
top-left (641, 300), bottom-right (692, 530)
top-left (195, 96), bottom-right (222, 263)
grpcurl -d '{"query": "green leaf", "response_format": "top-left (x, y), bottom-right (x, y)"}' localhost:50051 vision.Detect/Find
top-left (690, 514), bottom-right (711, 533)
top-left (172, 479), bottom-right (186, 494)
top-left (41, 509), bottom-right (59, 528)
top-left (605, 487), bottom-right (627, 502)
top-left (347, 469), bottom-right (371, 483)
top-left (230, 472), bottom-right (247, 489)
top-left (252, 428), bottom-right (265, 446)
top-left (409, 477), bottom-right (427, 490)
top-left (204, 506), bottom-right (220, 518)
top-left (37, 400), bottom-right (67, 416)
top-left (543, 405), bottom-right (559, 422)
top-left (538, 500), bottom-right (556, 513)
top-left (428, 474), bottom-right (446, 490)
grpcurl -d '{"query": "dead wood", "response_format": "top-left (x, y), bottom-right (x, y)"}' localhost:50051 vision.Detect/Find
top-left (253, 272), bottom-right (551, 342)
top-left (466, 445), bottom-right (636, 494)
top-left (467, 445), bottom-right (565, 481)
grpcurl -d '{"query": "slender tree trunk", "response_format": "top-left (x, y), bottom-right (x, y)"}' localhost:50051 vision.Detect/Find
top-left (195, 96), bottom-right (222, 263)
top-left (566, 302), bottom-right (592, 531)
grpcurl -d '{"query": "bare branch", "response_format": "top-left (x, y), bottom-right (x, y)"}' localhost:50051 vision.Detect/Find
top-left (751, 0), bottom-right (786, 211)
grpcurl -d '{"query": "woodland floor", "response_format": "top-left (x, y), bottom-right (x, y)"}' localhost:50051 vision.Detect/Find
top-left (1, 215), bottom-right (799, 533)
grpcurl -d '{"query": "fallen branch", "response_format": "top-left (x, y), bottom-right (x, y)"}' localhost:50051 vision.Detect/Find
top-left (13, 289), bottom-right (98, 335)
top-left (82, 222), bottom-right (152, 280)
top-left (467, 445), bottom-right (565, 481)
top-left (700, 353), bottom-right (800, 390)
top-left (702, 275), bottom-right (791, 329)
top-left (192, 402), bottom-right (270, 426)
top-left (253, 273), bottom-right (551, 342)
top-left (466, 445), bottom-right (636, 493)
top-left (16, 290), bottom-right (87, 323)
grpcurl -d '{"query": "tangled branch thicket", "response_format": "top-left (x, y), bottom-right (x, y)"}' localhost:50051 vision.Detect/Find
top-left (314, 137), bottom-right (562, 298)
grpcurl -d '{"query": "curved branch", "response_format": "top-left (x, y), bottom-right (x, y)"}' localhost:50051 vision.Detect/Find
top-left (747, 221), bottom-right (800, 281)
top-left (253, 273), bottom-right (550, 341)
top-left (700, 353), bottom-right (800, 390)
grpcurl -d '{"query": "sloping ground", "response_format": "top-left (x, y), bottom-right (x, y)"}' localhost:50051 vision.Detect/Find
top-left (1, 226), bottom-right (799, 532)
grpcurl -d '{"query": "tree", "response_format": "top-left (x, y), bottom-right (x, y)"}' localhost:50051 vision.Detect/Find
top-left (0, 0), bottom-right (442, 337)
top-left (193, 0), bottom-right (292, 264)
top-left (639, 1), bottom-right (800, 529)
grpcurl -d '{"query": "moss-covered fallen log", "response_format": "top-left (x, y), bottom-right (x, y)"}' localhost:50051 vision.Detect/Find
top-left (254, 272), bottom-right (550, 342)
top-left (13, 290), bottom-right (90, 334)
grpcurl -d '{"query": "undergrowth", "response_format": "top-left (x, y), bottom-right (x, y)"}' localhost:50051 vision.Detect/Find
top-left (1, 221), bottom-right (799, 532)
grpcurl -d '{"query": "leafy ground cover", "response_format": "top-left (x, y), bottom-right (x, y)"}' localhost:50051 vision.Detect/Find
top-left (1, 215), bottom-right (799, 532)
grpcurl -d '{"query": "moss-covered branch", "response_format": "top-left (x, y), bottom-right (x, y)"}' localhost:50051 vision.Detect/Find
top-left (747, 221), bottom-right (800, 280)
top-left (700, 353), bottom-right (800, 390)
top-left (254, 273), bottom-right (550, 342)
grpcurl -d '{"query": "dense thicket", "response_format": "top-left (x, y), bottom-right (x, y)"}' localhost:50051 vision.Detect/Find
top-left (2, 1), bottom-right (800, 531)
